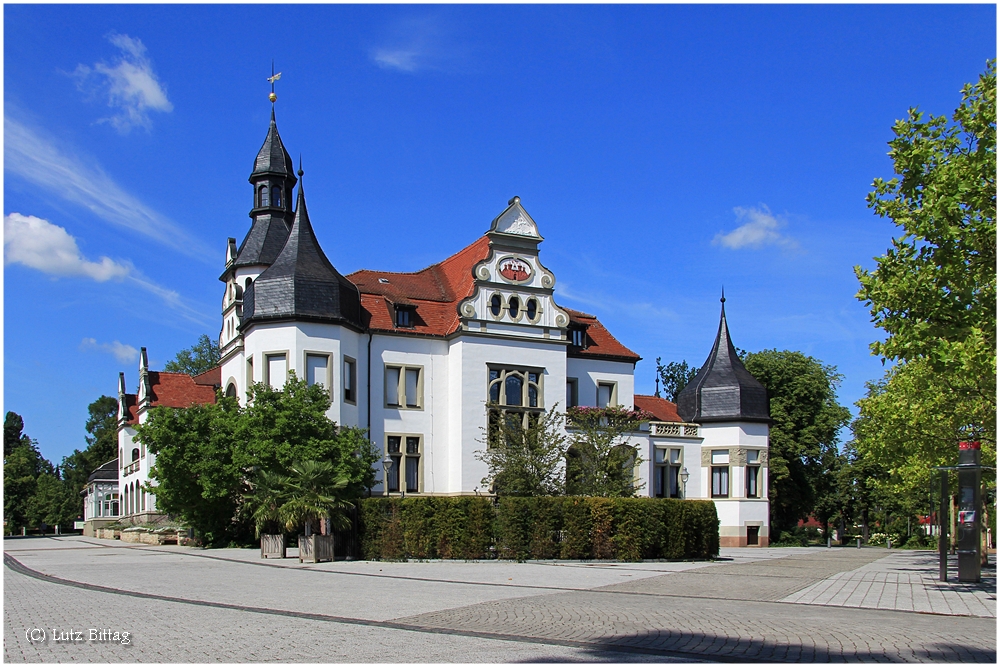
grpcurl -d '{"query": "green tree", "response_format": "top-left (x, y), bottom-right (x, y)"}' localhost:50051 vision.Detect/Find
top-left (566, 406), bottom-right (646, 498)
top-left (855, 60), bottom-right (996, 446)
top-left (25, 471), bottom-right (78, 530)
top-left (742, 350), bottom-right (852, 534)
top-left (477, 406), bottom-right (568, 497)
top-left (138, 373), bottom-right (379, 545)
top-left (3, 412), bottom-right (54, 532)
top-left (163, 334), bottom-right (221, 376)
top-left (138, 397), bottom-right (243, 545)
top-left (59, 396), bottom-right (120, 495)
top-left (655, 358), bottom-right (699, 401)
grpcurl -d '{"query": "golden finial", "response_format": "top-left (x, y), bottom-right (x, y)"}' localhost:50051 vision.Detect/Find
top-left (267, 60), bottom-right (281, 104)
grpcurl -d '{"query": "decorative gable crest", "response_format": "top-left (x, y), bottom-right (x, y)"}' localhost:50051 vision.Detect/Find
top-left (488, 196), bottom-right (542, 240)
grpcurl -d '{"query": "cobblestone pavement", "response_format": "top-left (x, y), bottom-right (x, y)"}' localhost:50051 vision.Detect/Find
top-left (4, 537), bottom-right (996, 662)
top-left (782, 551), bottom-right (997, 617)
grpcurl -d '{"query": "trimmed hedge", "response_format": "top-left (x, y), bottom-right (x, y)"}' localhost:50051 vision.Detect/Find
top-left (358, 496), bottom-right (718, 561)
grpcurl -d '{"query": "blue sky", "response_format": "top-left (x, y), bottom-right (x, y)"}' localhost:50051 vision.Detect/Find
top-left (4, 4), bottom-right (996, 464)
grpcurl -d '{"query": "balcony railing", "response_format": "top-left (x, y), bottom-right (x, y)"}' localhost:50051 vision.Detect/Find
top-left (123, 461), bottom-right (140, 476)
top-left (649, 421), bottom-right (701, 438)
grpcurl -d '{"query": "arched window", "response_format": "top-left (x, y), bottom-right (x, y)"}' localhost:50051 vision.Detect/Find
top-left (234, 284), bottom-right (243, 300)
top-left (259, 185), bottom-right (269, 207)
top-left (140, 486), bottom-right (145, 512)
top-left (131, 448), bottom-right (140, 462)
top-left (272, 186), bottom-right (282, 208)
top-left (245, 277), bottom-right (252, 292)
top-left (226, 383), bottom-right (237, 398)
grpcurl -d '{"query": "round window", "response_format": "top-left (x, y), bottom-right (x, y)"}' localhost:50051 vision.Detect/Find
top-left (508, 296), bottom-right (520, 318)
top-left (526, 298), bottom-right (538, 321)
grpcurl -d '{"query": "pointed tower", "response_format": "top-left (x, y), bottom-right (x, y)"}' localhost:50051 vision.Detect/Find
top-left (242, 166), bottom-right (363, 329)
top-left (219, 107), bottom-right (298, 357)
top-left (237, 108), bottom-right (298, 268)
top-left (677, 294), bottom-right (771, 547)
top-left (676, 295), bottom-right (769, 424)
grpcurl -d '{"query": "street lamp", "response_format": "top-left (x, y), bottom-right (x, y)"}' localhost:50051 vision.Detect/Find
top-left (680, 467), bottom-right (690, 498)
top-left (382, 454), bottom-right (394, 497)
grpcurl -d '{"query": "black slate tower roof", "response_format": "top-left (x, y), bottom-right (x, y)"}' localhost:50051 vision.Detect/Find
top-left (234, 109), bottom-right (297, 268)
top-left (676, 297), bottom-right (769, 424)
top-left (242, 168), bottom-right (363, 330)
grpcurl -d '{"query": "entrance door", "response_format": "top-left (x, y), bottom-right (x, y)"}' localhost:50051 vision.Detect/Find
top-left (747, 526), bottom-right (760, 546)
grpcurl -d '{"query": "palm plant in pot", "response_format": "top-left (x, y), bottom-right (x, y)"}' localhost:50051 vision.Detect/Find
top-left (246, 460), bottom-right (352, 562)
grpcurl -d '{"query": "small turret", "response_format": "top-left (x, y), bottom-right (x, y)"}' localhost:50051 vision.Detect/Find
top-left (242, 165), bottom-right (363, 330)
top-left (676, 294), bottom-right (769, 424)
top-left (233, 108), bottom-right (298, 269)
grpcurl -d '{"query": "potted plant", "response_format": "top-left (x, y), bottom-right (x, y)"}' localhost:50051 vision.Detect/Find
top-left (282, 460), bottom-right (351, 563)
top-left (246, 468), bottom-right (289, 559)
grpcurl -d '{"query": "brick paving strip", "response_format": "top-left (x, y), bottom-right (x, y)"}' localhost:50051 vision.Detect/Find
top-left (5, 541), bottom-right (997, 663)
top-left (781, 551), bottom-right (996, 618)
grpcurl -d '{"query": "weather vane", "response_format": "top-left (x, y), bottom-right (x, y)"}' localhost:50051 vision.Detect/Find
top-left (268, 60), bottom-right (282, 103)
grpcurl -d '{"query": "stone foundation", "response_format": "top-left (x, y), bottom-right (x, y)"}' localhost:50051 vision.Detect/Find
top-left (120, 527), bottom-right (185, 545)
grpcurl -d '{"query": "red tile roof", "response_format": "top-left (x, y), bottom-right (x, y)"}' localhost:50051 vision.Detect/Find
top-left (633, 394), bottom-right (683, 423)
top-left (122, 371), bottom-right (218, 424)
top-left (347, 236), bottom-right (637, 365)
top-left (148, 371), bottom-right (219, 407)
top-left (565, 309), bottom-right (641, 363)
top-left (192, 365), bottom-right (222, 387)
top-left (348, 236), bottom-right (492, 337)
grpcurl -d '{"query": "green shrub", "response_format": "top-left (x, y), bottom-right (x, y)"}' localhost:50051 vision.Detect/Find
top-left (358, 496), bottom-right (719, 561)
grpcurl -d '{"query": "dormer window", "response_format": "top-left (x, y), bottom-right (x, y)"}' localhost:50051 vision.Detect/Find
top-left (272, 186), bottom-right (282, 208)
top-left (571, 328), bottom-right (586, 347)
top-left (395, 306), bottom-right (414, 328)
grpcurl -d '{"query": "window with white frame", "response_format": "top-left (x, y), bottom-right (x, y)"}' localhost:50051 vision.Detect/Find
top-left (266, 353), bottom-right (286, 388)
top-left (386, 435), bottom-right (421, 493)
top-left (746, 449), bottom-right (761, 498)
top-left (566, 378), bottom-right (579, 408)
top-left (654, 448), bottom-right (683, 498)
top-left (306, 353), bottom-right (329, 389)
top-left (343, 357), bottom-right (357, 403)
top-left (597, 382), bottom-right (616, 408)
top-left (385, 365), bottom-right (422, 409)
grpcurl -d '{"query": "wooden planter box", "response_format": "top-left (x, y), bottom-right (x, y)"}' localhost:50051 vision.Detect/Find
top-left (299, 534), bottom-right (334, 563)
top-left (260, 534), bottom-right (286, 559)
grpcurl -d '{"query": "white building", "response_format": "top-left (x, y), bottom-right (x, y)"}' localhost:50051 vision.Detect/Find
top-left (80, 458), bottom-right (119, 536)
top-left (112, 106), bottom-right (771, 546)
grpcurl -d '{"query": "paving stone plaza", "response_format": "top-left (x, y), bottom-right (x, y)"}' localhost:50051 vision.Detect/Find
top-left (4, 536), bottom-right (996, 663)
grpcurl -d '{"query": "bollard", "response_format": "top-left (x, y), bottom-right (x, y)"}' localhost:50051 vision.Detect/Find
top-left (857, 538), bottom-right (861, 549)
top-left (887, 538), bottom-right (891, 549)
top-left (827, 537), bottom-right (831, 548)
top-left (21, 527), bottom-right (26, 536)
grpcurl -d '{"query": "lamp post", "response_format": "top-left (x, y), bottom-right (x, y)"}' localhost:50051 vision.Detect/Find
top-left (680, 467), bottom-right (690, 498)
top-left (382, 454), bottom-right (394, 497)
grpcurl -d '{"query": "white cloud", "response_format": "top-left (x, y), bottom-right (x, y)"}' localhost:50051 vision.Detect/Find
top-left (712, 205), bottom-right (798, 250)
top-left (4, 117), bottom-right (211, 262)
top-left (80, 337), bottom-right (139, 363)
top-left (370, 15), bottom-right (466, 73)
top-left (73, 32), bottom-right (173, 132)
top-left (4, 212), bottom-right (131, 281)
top-left (373, 49), bottom-right (422, 73)
top-left (4, 213), bottom-right (212, 326)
